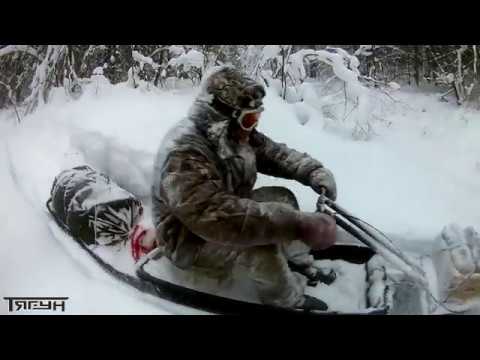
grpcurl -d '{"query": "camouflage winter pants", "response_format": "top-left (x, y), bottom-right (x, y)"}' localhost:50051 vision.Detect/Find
top-left (191, 186), bottom-right (313, 308)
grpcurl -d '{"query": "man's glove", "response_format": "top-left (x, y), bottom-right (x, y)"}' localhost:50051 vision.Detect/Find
top-left (297, 212), bottom-right (337, 251)
top-left (309, 168), bottom-right (337, 201)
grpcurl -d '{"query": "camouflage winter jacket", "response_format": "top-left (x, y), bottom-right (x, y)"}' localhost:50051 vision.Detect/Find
top-left (151, 99), bottom-right (325, 269)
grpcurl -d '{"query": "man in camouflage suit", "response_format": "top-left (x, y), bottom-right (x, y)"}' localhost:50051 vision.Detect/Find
top-left (152, 66), bottom-right (337, 310)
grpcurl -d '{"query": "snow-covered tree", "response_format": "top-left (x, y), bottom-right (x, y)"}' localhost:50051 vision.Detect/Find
top-left (2, 45), bottom-right (480, 113)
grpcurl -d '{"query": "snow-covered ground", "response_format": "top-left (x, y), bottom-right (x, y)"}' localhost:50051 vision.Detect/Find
top-left (1, 78), bottom-right (480, 314)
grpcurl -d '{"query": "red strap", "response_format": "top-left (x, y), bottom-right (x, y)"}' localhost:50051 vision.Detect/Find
top-left (130, 225), bottom-right (153, 262)
top-left (130, 225), bottom-right (143, 262)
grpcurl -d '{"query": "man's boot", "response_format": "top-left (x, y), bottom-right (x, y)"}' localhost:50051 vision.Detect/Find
top-left (297, 295), bottom-right (329, 312)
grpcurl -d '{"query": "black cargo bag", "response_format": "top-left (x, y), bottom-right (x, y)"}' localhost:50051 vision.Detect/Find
top-left (46, 165), bottom-right (143, 246)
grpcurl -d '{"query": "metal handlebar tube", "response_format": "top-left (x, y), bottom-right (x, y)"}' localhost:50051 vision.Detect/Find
top-left (326, 200), bottom-right (426, 277)
top-left (317, 195), bottom-right (428, 287)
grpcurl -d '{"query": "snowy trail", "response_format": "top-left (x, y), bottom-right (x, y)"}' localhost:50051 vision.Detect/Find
top-left (1, 82), bottom-right (480, 314)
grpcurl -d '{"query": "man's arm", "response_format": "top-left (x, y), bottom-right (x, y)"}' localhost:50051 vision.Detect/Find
top-left (252, 130), bottom-right (323, 186)
top-left (157, 149), bottom-right (303, 247)
top-left (252, 131), bottom-right (337, 200)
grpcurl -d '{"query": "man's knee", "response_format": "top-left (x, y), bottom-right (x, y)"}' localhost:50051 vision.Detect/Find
top-left (239, 245), bottom-right (287, 281)
top-left (252, 186), bottom-right (299, 210)
top-left (194, 243), bottom-right (239, 270)
top-left (176, 242), bottom-right (239, 282)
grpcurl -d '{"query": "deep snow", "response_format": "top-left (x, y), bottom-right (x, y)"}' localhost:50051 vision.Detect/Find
top-left (1, 78), bottom-right (480, 314)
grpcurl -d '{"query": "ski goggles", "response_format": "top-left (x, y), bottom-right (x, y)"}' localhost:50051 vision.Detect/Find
top-left (236, 108), bottom-right (263, 131)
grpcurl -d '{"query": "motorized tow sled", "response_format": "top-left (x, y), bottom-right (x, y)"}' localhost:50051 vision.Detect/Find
top-left (47, 166), bottom-right (480, 315)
